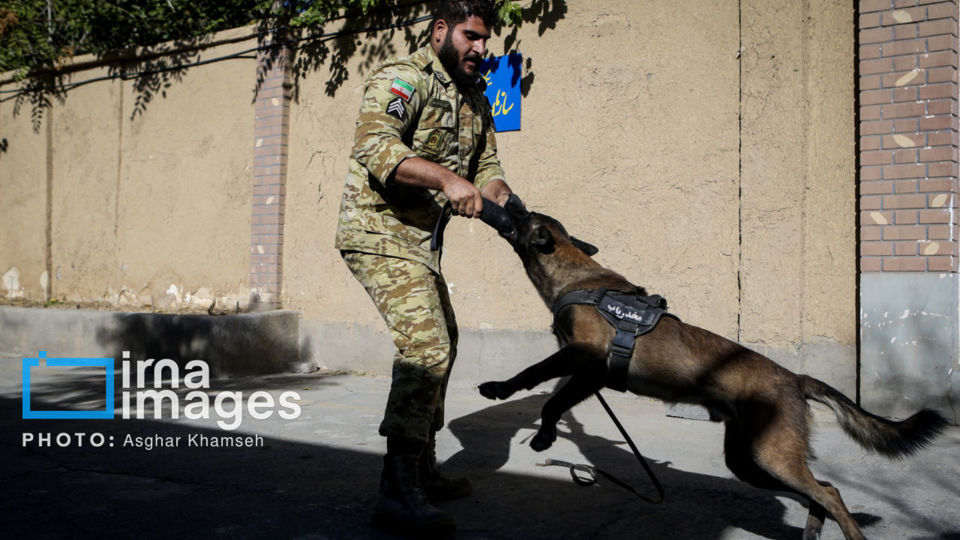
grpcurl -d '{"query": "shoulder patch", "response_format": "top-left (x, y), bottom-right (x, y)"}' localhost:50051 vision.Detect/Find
top-left (389, 78), bottom-right (416, 101)
top-left (386, 97), bottom-right (406, 120)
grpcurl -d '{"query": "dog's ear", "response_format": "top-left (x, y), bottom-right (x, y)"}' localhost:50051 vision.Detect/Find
top-left (529, 224), bottom-right (555, 253)
top-left (570, 236), bottom-right (599, 256)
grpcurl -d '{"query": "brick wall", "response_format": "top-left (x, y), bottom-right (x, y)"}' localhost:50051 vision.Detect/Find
top-left (250, 38), bottom-right (293, 309)
top-left (859, 0), bottom-right (959, 272)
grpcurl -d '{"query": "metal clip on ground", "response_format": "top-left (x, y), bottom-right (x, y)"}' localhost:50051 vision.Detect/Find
top-left (538, 459), bottom-right (599, 487)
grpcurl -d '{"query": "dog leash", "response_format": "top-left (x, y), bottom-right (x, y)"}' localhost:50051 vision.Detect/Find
top-left (538, 391), bottom-right (665, 504)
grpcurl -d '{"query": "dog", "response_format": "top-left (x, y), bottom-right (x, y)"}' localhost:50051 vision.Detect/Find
top-left (477, 197), bottom-right (947, 540)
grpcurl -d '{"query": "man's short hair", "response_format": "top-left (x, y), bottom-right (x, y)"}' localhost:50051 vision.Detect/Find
top-left (432, 0), bottom-right (499, 31)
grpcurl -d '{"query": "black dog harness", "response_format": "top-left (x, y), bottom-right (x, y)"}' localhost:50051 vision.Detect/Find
top-left (552, 289), bottom-right (677, 392)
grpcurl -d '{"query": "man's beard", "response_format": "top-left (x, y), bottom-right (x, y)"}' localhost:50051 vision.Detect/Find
top-left (438, 33), bottom-right (481, 89)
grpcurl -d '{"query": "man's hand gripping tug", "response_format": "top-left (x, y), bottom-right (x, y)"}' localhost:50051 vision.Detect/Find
top-left (430, 192), bottom-right (524, 252)
top-left (443, 174), bottom-right (513, 219)
top-left (442, 175), bottom-right (485, 218)
top-left (394, 155), bottom-right (513, 219)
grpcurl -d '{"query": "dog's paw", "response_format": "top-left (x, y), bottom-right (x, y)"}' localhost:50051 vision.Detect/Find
top-left (530, 428), bottom-right (556, 452)
top-left (478, 381), bottom-right (514, 400)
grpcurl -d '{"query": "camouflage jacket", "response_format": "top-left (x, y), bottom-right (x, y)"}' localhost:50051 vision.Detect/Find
top-left (334, 44), bottom-right (506, 273)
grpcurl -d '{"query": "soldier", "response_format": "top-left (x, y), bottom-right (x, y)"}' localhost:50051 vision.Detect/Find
top-left (334, 0), bottom-right (514, 533)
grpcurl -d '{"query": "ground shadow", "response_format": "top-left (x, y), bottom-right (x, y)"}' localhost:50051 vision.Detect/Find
top-left (5, 371), bottom-right (957, 539)
top-left (6, 389), bottom-right (801, 540)
top-left (445, 393), bottom-right (812, 538)
top-left (4, 393), bottom-right (385, 539)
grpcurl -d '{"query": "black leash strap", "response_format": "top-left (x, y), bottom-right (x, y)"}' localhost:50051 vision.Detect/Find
top-left (538, 391), bottom-right (665, 504)
top-left (430, 202), bottom-right (454, 252)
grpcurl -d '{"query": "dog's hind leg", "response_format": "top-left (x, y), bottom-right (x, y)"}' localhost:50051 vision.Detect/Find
top-left (479, 343), bottom-right (602, 401)
top-left (725, 446), bottom-right (828, 540)
top-left (530, 363), bottom-right (607, 451)
top-left (748, 417), bottom-right (865, 540)
top-left (766, 461), bottom-right (862, 540)
top-left (723, 421), bottom-right (791, 491)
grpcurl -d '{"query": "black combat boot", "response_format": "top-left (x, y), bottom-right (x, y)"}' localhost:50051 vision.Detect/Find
top-left (420, 431), bottom-right (473, 501)
top-left (372, 436), bottom-right (456, 534)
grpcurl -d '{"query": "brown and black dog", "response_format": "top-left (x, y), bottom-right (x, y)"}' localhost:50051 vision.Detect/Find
top-left (477, 197), bottom-right (946, 540)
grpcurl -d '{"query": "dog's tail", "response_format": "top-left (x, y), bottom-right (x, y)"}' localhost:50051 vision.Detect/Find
top-left (800, 375), bottom-right (947, 459)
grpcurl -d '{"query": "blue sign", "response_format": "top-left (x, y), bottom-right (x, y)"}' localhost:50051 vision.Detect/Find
top-left (480, 53), bottom-right (522, 132)
top-left (22, 351), bottom-right (115, 419)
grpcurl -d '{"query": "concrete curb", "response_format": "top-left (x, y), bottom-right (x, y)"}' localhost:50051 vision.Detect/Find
top-left (0, 306), bottom-right (303, 376)
top-left (1, 306), bottom-right (562, 381)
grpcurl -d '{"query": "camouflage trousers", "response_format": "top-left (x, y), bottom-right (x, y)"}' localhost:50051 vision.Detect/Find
top-left (342, 251), bottom-right (458, 444)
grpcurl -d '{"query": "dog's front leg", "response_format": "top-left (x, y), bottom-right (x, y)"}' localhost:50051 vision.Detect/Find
top-left (479, 343), bottom-right (600, 401)
top-left (530, 361), bottom-right (607, 451)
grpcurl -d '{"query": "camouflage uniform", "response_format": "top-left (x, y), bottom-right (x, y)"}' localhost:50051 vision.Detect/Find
top-left (336, 44), bottom-right (506, 443)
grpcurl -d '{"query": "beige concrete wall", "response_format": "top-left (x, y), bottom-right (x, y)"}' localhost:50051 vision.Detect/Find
top-left (286, 0), bottom-right (744, 337)
top-left (113, 35), bottom-right (256, 311)
top-left (287, 0), bottom-right (854, 355)
top-left (0, 2), bottom-right (856, 382)
top-left (802, 0), bottom-right (857, 353)
top-left (739, 0), bottom-right (856, 383)
top-left (448, 0), bottom-right (742, 335)
top-left (50, 66), bottom-right (123, 304)
top-left (0, 94), bottom-right (48, 302)
top-left (803, 0), bottom-right (857, 336)
top-left (0, 28), bottom-right (257, 311)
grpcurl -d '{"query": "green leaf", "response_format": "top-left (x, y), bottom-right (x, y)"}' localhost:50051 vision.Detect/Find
top-left (498, 1), bottom-right (523, 27)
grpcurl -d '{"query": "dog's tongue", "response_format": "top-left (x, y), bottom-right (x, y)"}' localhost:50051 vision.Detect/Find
top-left (480, 196), bottom-right (522, 240)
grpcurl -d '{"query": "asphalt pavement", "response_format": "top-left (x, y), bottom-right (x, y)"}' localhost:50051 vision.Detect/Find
top-left (3, 356), bottom-right (959, 539)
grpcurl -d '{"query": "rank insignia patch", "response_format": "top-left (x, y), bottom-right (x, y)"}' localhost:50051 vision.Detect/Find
top-left (424, 129), bottom-right (445, 154)
top-left (386, 98), bottom-right (406, 120)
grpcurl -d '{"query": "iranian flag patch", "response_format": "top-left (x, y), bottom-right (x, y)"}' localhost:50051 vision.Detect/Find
top-left (389, 78), bottom-right (415, 101)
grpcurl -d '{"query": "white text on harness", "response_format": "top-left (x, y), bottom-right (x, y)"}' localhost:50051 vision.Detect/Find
top-left (606, 304), bottom-right (645, 323)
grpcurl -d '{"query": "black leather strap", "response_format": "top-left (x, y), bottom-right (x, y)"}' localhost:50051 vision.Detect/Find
top-left (552, 289), bottom-right (605, 320)
top-left (430, 202), bottom-right (454, 252)
top-left (606, 322), bottom-right (638, 392)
